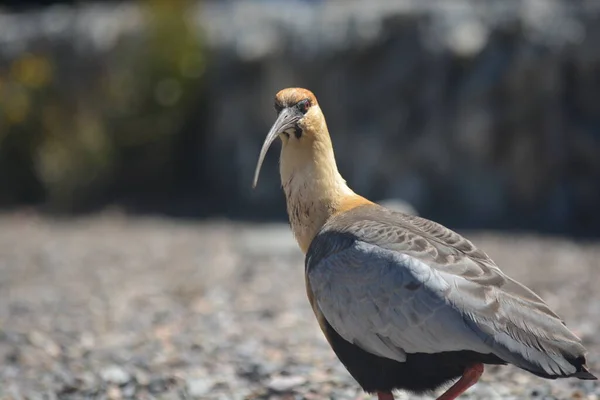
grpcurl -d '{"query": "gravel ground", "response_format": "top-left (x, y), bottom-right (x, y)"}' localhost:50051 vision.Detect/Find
top-left (0, 211), bottom-right (598, 400)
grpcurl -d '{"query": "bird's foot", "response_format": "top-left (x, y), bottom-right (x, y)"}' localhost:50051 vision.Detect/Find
top-left (436, 363), bottom-right (484, 400)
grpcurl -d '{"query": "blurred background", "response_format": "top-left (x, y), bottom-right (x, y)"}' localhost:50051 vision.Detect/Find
top-left (0, 0), bottom-right (599, 235)
top-left (0, 1), bottom-right (599, 399)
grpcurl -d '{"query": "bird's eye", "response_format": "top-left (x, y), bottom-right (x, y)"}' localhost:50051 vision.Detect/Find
top-left (297, 99), bottom-right (310, 114)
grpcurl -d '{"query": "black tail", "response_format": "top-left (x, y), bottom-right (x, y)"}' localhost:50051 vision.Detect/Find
top-left (521, 355), bottom-right (597, 380)
top-left (573, 361), bottom-right (597, 380)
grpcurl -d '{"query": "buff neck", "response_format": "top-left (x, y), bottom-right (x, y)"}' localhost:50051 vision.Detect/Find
top-left (279, 118), bottom-right (371, 253)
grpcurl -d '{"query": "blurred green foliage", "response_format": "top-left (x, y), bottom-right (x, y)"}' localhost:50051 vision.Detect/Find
top-left (0, 0), bottom-right (205, 211)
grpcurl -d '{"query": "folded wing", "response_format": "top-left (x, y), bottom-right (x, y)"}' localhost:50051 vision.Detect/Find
top-left (306, 205), bottom-right (595, 380)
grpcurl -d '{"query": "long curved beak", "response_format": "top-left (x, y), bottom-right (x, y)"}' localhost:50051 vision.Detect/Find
top-left (253, 108), bottom-right (300, 188)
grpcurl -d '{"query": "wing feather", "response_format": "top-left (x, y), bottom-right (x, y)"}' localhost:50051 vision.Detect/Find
top-left (306, 204), bottom-right (592, 378)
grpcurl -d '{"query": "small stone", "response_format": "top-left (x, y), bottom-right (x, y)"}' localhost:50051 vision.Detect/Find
top-left (79, 332), bottom-right (95, 350)
top-left (28, 330), bottom-right (61, 357)
top-left (25, 391), bottom-right (47, 400)
top-left (148, 377), bottom-right (173, 394)
top-left (100, 366), bottom-right (131, 386)
top-left (186, 377), bottom-right (214, 397)
top-left (513, 373), bottom-right (531, 385)
top-left (54, 367), bottom-right (78, 389)
top-left (78, 371), bottom-right (98, 390)
top-left (121, 383), bottom-right (136, 398)
top-left (267, 375), bottom-right (307, 392)
top-left (160, 390), bottom-right (183, 400)
top-left (134, 370), bottom-right (150, 386)
top-left (107, 385), bottom-right (122, 400)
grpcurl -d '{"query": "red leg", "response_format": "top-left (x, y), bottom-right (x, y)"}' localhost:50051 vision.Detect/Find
top-left (436, 363), bottom-right (484, 400)
top-left (377, 392), bottom-right (394, 400)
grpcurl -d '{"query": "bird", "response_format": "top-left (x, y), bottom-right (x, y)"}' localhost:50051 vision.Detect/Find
top-left (252, 87), bottom-right (596, 400)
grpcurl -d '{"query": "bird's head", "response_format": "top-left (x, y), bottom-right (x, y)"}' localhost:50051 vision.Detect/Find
top-left (253, 87), bottom-right (327, 188)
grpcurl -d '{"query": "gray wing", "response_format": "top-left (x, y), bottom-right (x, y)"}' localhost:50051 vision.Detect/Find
top-left (306, 205), bottom-right (590, 378)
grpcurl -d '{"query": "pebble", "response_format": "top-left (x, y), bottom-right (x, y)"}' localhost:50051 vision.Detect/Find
top-left (77, 371), bottom-right (98, 389)
top-left (1, 216), bottom-right (599, 400)
top-left (27, 331), bottom-right (61, 357)
top-left (107, 385), bottom-right (122, 400)
top-left (134, 370), bottom-right (150, 386)
top-left (186, 377), bottom-right (214, 397)
top-left (148, 377), bottom-right (175, 394)
top-left (267, 375), bottom-right (307, 392)
top-left (121, 383), bottom-right (137, 398)
top-left (100, 366), bottom-right (131, 386)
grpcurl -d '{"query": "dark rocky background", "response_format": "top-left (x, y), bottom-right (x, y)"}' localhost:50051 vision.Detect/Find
top-left (0, 0), bottom-right (599, 236)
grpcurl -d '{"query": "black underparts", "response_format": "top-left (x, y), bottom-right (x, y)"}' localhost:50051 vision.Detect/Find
top-left (322, 317), bottom-right (506, 394)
